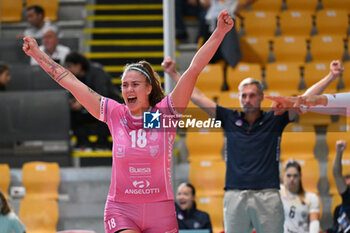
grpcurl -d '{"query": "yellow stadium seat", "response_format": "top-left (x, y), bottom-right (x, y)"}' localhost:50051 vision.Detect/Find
top-left (250, 0), bottom-right (282, 11)
top-left (226, 62), bottom-right (262, 91)
top-left (240, 36), bottom-right (272, 65)
top-left (260, 97), bottom-right (274, 111)
top-left (26, 0), bottom-right (59, 21)
top-left (196, 195), bottom-right (224, 233)
top-left (304, 61), bottom-right (339, 93)
top-left (279, 10), bottom-right (313, 36)
top-left (265, 62), bottom-right (302, 96)
top-left (0, 164), bottom-right (10, 199)
top-left (282, 159), bottom-right (320, 194)
top-left (285, 0), bottom-right (319, 11)
top-left (327, 130), bottom-right (350, 160)
top-left (315, 10), bottom-right (349, 36)
top-left (322, 0), bottom-right (350, 11)
top-left (22, 161), bottom-right (60, 200)
top-left (298, 112), bottom-right (333, 126)
top-left (196, 64), bottom-right (224, 94)
top-left (186, 129), bottom-right (224, 160)
top-left (327, 121), bottom-right (348, 133)
top-left (241, 11), bottom-right (278, 37)
top-left (280, 131), bottom-right (316, 161)
top-left (272, 36), bottom-right (308, 64)
top-left (217, 91), bottom-right (241, 109)
top-left (284, 122), bottom-right (315, 133)
top-left (309, 35), bottom-right (345, 62)
top-left (189, 158), bottom-right (225, 196)
top-left (19, 198), bottom-right (58, 233)
top-left (0, 0), bottom-right (23, 22)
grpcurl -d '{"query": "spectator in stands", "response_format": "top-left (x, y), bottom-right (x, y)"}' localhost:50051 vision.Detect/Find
top-left (326, 140), bottom-right (350, 233)
top-left (281, 159), bottom-right (320, 233)
top-left (176, 0), bottom-right (210, 42)
top-left (30, 29), bottom-right (71, 66)
top-left (202, 0), bottom-right (257, 68)
top-left (65, 52), bottom-right (120, 150)
top-left (163, 56), bottom-right (297, 233)
top-left (22, 9), bottom-right (233, 233)
top-left (266, 60), bottom-right (345, 116)
top-left (175, 182), bottom-right (213, 232)
top-left (21, 5), bottom-right (57, 40)
top-left (0, 190), bottom-right (26, 233)
top-left (0, 62), bottom-right (10, 91)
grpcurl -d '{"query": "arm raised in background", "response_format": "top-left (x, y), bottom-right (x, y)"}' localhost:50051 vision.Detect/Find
top-left (22, 36), bottom-right (101, 119)
top-left (162, 57), bottom-right (217, 118)
top-left (267, 60), bottom-right (344, 115)
top-left (302, 60), bottom-right (344, 96)
top-left (169, 9), bottom-right (233, 115)
top-left (333, 140), bottom-right (347, 195)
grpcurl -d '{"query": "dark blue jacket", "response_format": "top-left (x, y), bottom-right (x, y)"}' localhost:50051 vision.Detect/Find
top-left (175, 202), bottom-right (213, 233)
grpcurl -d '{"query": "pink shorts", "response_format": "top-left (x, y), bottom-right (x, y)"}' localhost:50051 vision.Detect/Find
top-left (104, 199), bottom-right (178, 233)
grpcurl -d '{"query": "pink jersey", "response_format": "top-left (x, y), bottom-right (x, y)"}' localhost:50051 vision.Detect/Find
top-left (99, 95), bottom-right (179, 203)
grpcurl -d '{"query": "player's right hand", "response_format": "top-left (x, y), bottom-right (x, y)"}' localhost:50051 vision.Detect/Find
top-left (22, 36), bottom-right (39, 57)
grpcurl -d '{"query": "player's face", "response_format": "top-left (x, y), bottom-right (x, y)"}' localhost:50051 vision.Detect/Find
top-left (284, 167), bottom-right (301, 193)
top-left (239, 84), bottom-right (263, 114)
top-left (0, 69), bottom-right (10, 85)
top-left (176, 185), bottom-right (195, 211)
top-left (122, 70), bottom-right (152, 116)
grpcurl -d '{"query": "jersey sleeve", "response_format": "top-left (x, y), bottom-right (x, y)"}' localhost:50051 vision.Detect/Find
top-left (99, 96), bottom-right (122, 123)
top-left (157, 94), bottom-right (181, 117)
top-left (324, 93), bottom-right (350, 116)
top-left (309, 193), bottom-right (320, 214)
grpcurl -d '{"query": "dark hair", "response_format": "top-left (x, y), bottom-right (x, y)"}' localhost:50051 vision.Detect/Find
top-left (65, 52), bottom-right (90, 72)
top-left (178, 182), bottom-right (197, 209)
top-left (26, 5), bottom-right (45, 16)
top-left (284, 159), bottom-right (305, 199)
top-left (0, 190), bottom-right (11, 215)
top-left (0, 62), bottom-right (9, 75)
top-left (123, 61), bottom-right (165, 106)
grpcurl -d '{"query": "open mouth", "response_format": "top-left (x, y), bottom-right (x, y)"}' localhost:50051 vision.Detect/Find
top-left (128, 97), bottom-right (137, 104)
top-left (179, 200), bottom-right (187, 206)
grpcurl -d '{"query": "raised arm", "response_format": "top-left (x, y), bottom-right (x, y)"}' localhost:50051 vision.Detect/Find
top-left (302, 60), bottom-right (344, 96)
top-left (23, 36), bottom-right (101, 119)
top-left (333, 140), bottom-right (347, 195)
top-left (169, 9), bottom-right (233, 114)
top-left (267, 60), bottom-right (344, 115)
top-left (162, 57), bottom-right (217, 117)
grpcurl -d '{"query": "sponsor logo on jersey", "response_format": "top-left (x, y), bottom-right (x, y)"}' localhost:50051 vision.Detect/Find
top-left (124, 179), bottom-right (160, 195)
top-left (129, 167), bottom-right (151, 174)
